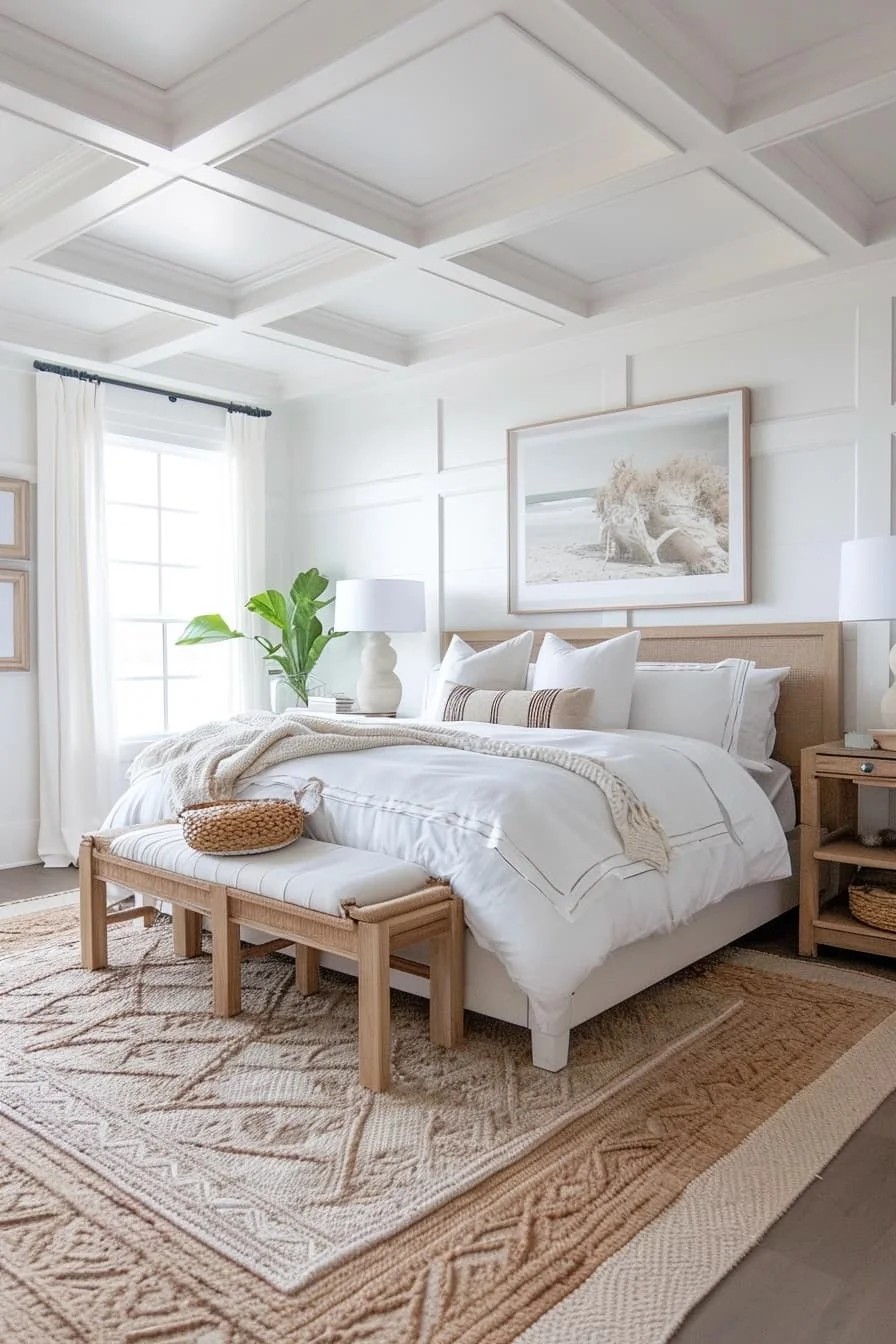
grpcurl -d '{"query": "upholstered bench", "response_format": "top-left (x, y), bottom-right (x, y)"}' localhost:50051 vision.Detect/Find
top-left (79, 826), bottom-right (464, 1091)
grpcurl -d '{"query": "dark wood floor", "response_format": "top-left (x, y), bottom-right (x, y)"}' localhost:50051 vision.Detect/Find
top-left (0, 862), bottom-right (76, 903)
top-left (1, 867), bottom-right (894, 1337)
top-left (674, 913), bottom-right (896, 1342)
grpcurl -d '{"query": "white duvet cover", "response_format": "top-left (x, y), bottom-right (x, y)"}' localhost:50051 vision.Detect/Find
top-left (104, 723), bottom-right (790, 1031)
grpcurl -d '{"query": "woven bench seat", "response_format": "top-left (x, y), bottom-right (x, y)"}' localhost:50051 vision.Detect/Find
top-left (79, 825), bottom-right (464, 1091)
top-left (108, 825), bottom-right (432, 917)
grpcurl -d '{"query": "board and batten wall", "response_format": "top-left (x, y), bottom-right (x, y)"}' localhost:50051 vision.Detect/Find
top-left (284, 258), bottom-right (896, 729)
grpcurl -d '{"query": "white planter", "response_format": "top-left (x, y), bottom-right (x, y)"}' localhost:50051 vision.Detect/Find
top-left (269, 674), bottom-right (305, 713)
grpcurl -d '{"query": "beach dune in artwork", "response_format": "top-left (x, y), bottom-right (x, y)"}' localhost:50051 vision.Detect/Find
top-left (523, 415), bottom-right (731, 587)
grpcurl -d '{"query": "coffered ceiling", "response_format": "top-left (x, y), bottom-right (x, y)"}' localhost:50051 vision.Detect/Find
top-left (1, 0), bottom-right (896, 403)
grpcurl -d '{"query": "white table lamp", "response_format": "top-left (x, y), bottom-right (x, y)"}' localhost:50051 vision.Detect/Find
top-left (839, 536), bottom-right (896, 727)
top-left (334, 578), bottom-right (426, 714)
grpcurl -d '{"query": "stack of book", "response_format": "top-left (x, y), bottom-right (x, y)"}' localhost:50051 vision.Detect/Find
top-left (306, 694), bottom-right (356, 715)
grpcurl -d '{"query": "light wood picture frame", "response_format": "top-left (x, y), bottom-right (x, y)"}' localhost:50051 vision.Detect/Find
top-left (0, 569), bottom-right (30, 671)
top-left (0, 477), bottom-right (30, 560)
top-left (507, 388), bottom-right (751, 614)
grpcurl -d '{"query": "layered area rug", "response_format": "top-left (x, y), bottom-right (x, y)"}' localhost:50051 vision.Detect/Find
top-left (1, 894), bottom-right (895, 1343)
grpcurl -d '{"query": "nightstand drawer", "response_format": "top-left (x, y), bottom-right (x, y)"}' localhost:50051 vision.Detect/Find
top-left (816, 754), bottom-right (896, 780)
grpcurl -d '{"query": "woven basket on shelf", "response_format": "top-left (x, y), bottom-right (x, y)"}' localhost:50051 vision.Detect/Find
top-left (848, 870), bottom-right (896, 933)
top-left (179, 781), bottom-right (324, 856)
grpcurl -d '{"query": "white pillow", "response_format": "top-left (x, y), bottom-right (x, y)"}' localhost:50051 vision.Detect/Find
top-left (629, 658), bottom-right (754, 756)
top-left (532, 630), bottom-right (641, 731)
top-left (426, 631), bottom-right (534, 716)
top-left (737, 667), bottom-right (790, 769)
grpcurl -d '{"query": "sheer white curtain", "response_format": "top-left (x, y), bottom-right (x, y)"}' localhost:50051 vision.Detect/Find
top-left (36, 373), bottom-right (117, 865)
top-left (226, 411), bottom-right (269, 711)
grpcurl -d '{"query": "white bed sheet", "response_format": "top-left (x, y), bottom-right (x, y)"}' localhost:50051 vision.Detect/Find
top-left (104, 722), bottom-right (791, 1033)
top-left (754, 758), bottom-right (797, 831)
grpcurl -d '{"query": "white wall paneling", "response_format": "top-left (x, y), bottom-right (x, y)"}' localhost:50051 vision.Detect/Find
top-left (287, 256), bottom-right (896, 727)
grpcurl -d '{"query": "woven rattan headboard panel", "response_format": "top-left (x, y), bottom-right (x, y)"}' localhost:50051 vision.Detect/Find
top-left (444, 623), bottom-right (841, 788)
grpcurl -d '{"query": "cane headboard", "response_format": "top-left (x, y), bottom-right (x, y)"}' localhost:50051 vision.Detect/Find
top-left (443, 622), bottom-right (841, 791)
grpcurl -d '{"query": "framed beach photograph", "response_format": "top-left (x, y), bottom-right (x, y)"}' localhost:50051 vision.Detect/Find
top-left (0, 477), bottom-right (30, 560)
top-left (508, 388), bottom-right (750, 614)
top-left (0, 569), bottom-right (29, 670)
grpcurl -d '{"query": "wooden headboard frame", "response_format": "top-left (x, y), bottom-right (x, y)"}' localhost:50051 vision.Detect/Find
top-left (444, 623), bottom-right (842, 792)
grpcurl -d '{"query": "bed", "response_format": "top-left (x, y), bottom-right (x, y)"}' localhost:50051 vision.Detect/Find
top-left (105, 621), bottom-right (840, 1070)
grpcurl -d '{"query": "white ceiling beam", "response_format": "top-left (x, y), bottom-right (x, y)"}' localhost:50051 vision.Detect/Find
top-left (0, 16), bottom-right (169, 156)
top-left (267, 312), bottom-right (410, 369)
top-left (732, 18), bottom-right (896, 135)
top-left (409, 314), bottom-right (558, 366)
top-left (103, 313), bottom-right (213, 366)
top-left (134, 352), bottom-right (282, 402)
top-left (0, 308), bottom-right (105, 364)
top-left (234, 251), bottom-right (394, 327)
top-left (869, 197), bottom-right (896, 246)
top-left (442, 248), bottom-right (589, 321)
top-left (717, 153), bottom-right (865, 259)
top-left (753, 142), bottom-right (872, 248)
top-left (586, 228), bottom-right (824, 316)
top-left (168, 0), bottom-right (489, 158)
top-left (0, 162), bottom-right (169, 269)
top-left (417, 150), bottom-right (710, 260)
top-left (36, 239), bottom-right (233, 320)
top-left (555, 0), bottom-right (733, 128)
top-left (417, 131), bottom-right (677, 255)
top-left (207, 150), bottom-right (418, 251)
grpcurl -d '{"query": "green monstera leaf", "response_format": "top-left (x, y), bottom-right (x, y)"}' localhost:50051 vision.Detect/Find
top-left (176, 569), bottom-right (346, 705)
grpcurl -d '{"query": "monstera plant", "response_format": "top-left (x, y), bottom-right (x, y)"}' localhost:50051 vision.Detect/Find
top-left (177, 568), bottom-right (345, 706)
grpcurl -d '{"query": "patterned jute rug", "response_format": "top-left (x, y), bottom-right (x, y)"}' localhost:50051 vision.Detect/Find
top-left (2, 896), bottom-right (896, 1343)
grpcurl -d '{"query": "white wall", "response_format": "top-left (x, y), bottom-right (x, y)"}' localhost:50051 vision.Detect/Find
top-left (0, 360), bottom-right (38, 867)
top-left (283, 258), bottom-right (896, 728)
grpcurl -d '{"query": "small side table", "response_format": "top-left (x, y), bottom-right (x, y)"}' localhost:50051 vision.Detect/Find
top-left (799, 741), bottom-right (896, 960)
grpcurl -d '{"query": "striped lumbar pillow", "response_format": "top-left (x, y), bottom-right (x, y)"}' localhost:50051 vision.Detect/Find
top-left (437, 681), bottom-right (594, 730)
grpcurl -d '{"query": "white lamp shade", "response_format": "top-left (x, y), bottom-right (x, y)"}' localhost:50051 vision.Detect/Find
top-left (334, 578), bottom-right (426, 633)
top-left (839, 536), bottom-right (896, 620)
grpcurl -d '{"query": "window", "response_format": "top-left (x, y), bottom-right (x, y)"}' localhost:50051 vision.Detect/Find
top-left (104, 438), bottom-right (235, 740)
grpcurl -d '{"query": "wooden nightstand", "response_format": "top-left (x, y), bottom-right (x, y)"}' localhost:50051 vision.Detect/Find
top-left (800, 741), bottom-right (896, 960)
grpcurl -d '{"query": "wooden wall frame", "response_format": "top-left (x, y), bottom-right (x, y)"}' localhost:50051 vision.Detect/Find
top-left (507, 388), bottom-right (751, 615)
top-left (0, 569), bottom-right (30, 671)
top-left (0, 478), bottom-right (30, 560)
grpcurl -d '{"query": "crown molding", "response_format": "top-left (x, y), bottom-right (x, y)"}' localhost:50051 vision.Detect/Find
top-left (0, 15), bottom-right (168, 148)
top-left (37, 236), bottom-right (234, 317)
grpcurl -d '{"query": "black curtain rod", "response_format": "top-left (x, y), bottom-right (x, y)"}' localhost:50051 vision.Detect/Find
top-left (33, 360), bottom-right (272, 418)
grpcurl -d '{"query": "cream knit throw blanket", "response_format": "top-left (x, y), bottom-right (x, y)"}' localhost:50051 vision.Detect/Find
top-left (128, 712), bottom-right (671, 872)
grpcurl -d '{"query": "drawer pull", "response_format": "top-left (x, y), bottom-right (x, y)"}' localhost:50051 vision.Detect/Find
top-left (860, 761), bottom-right (875, 774)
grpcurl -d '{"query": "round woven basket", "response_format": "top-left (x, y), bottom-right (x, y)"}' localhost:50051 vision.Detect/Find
top-left (179, 798), bottom-right (305, 855)
top-left (848, 874), bottom-right (896, 933)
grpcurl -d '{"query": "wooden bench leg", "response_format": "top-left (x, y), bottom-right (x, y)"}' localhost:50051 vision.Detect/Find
top-left (295, 944), bottom-right (320, 995)
top-left (172, 906), bottom-right (203, 958)
top-left (357, 921), bottom-right (391, 1091)
top-left (79, 837), bottom-right (107, 970)
top-left (429, 898), bottom-right (465, 1049)
top-left (211, 887), bottom-right (241, 1017)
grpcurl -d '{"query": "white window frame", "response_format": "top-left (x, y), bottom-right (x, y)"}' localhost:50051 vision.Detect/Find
top-left (105, 431), bottom-right (232, 755)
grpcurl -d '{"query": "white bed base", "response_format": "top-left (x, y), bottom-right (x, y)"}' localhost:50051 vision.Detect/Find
top-left (239, 831), bottom-right (800, 1071)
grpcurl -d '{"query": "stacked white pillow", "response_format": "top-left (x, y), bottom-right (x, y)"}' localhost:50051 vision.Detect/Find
top-left (425, 632), bottom-right (787, 770)
top-left (629, 659), bottom-right (754, 757)
top-left (531, 630), bottom-right (640, 731)
top-left (427, 632), bottom-right (534, 715)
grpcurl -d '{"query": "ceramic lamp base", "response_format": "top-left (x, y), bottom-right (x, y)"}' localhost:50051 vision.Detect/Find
top-left (882, 643), bottom-right (896, 728)
top-left (356, 631), bottom-right (402, 715)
